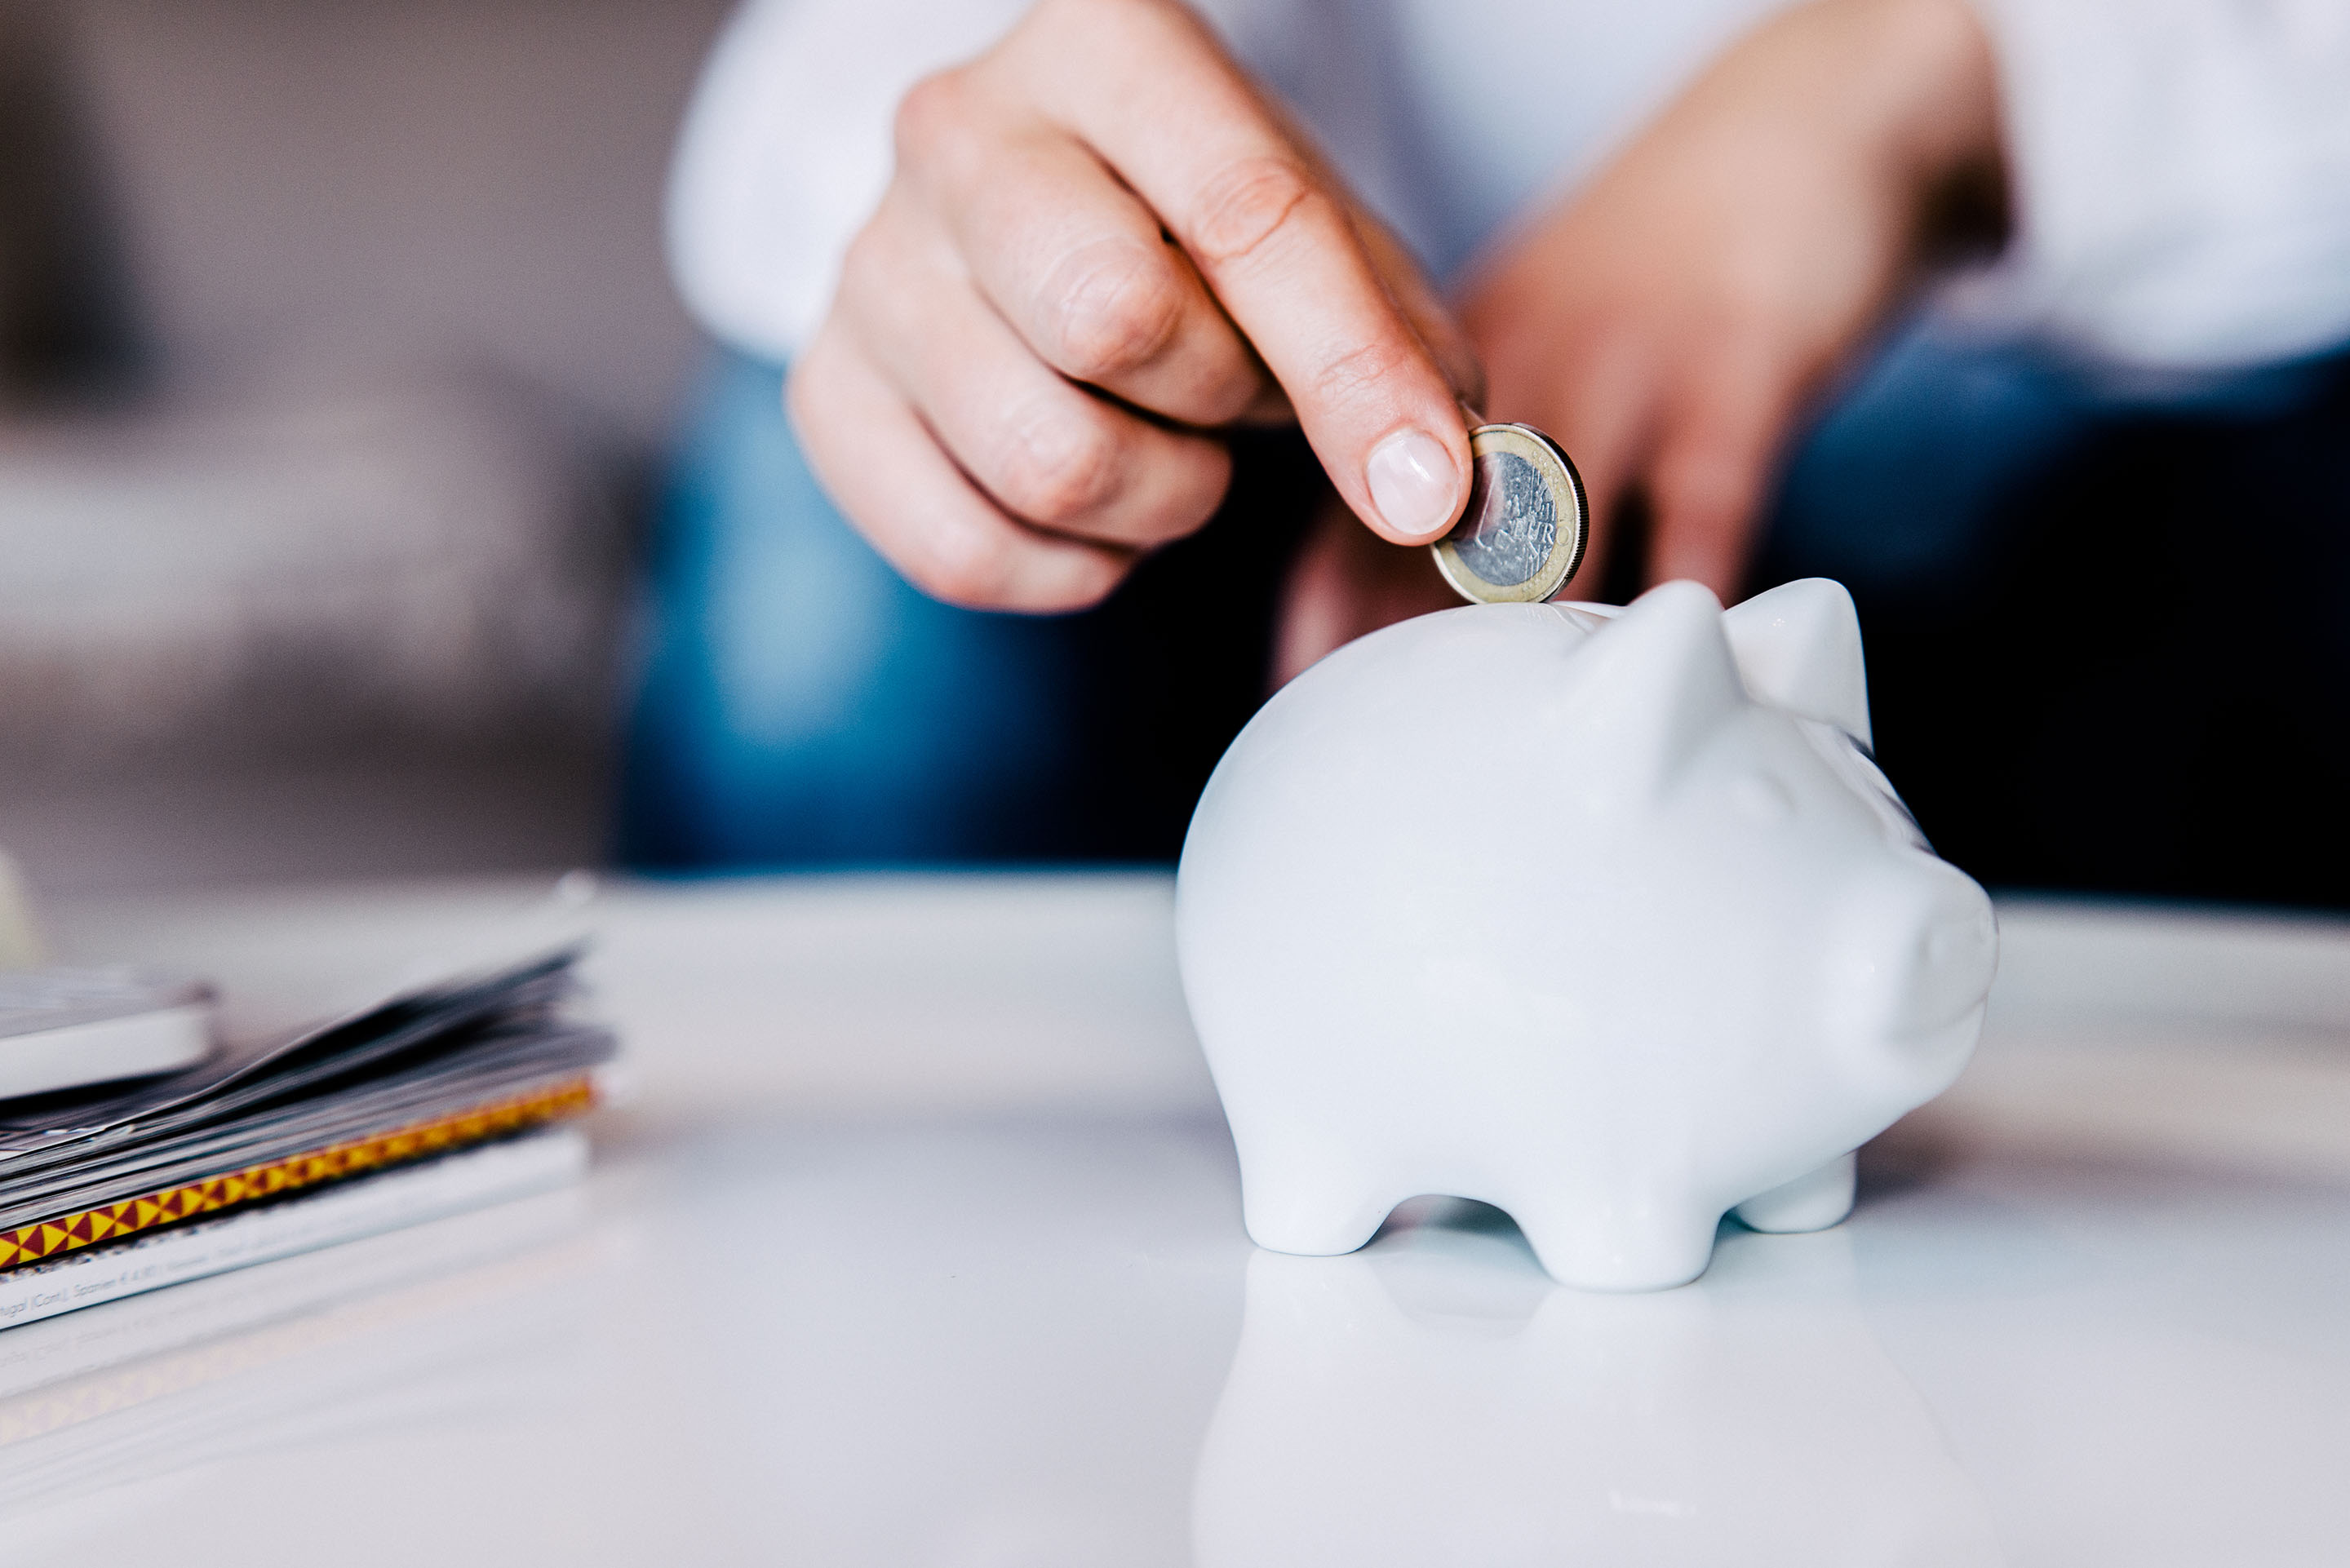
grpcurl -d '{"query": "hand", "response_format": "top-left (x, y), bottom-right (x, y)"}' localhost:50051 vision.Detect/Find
top-left (1271, 493), bottom-right (1461, 687)
top-left (790, 0), bottom-right (1483, 613)
top-left (1460, 0), bottom-right (2004, 602)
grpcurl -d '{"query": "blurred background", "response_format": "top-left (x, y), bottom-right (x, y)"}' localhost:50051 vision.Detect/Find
top-left (2, 0), bottom-right (2345, 912)
top-left (0, 0), bottom-right (730, 895)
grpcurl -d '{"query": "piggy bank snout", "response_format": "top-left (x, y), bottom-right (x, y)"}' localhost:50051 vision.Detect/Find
top-left (1833, 856), bottom-right (1998, 1052)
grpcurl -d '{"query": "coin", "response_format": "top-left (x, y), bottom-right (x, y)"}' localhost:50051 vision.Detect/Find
top-left (1431, 423), bottom-right (1589, 605)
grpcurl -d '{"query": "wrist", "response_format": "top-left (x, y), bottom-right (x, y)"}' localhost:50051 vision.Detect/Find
top-left (1836, 0), bottom-right (2008, 249)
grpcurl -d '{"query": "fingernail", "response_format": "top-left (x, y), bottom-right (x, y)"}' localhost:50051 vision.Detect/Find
top-left (1366, 428), bottom-right (1460, 541)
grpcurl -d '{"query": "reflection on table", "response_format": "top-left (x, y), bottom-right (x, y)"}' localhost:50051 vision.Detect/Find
top-left (1197, 1202), bottom-right (2001, 1566)
top-left (0, 875), bottom-right (2343, 1566)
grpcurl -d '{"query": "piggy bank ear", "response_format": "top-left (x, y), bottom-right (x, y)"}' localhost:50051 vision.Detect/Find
top-left (1723, 578), bottom-right (1873, 747)
top-left (1559, 579), bottom-right (1745, 796)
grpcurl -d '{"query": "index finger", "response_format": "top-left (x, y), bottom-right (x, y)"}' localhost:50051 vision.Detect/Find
top-left (1001, 0), bottom-right (1474, 544)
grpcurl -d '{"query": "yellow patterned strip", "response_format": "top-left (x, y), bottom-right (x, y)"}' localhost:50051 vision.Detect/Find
top-left (0, 1077), bottom-right (597, 1273)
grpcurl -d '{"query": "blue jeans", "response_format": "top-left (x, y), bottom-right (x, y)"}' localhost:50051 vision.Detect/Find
top-left (1762, 325), bottom-right (2350, 907)
top-left (619, 354), bottom-right (1307, 868)
top-left (622, 331), bottom-right (2350, 902)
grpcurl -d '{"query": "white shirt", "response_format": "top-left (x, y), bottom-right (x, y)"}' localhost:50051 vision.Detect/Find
top-left (665, 0), bottom-right (2350, 379)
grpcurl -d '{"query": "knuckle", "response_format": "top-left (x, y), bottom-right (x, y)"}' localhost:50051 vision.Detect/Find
top-left (1185, 155), bottom-right (1322, 268)
top-left (1062, 562), bottom-right (1132, 611)
top-left (890, 69), bottom-right (976, 167)
top-left (832, 218), bottom-right (896, 313)
top-left (1304, 331), bottom-right (1416, 409)
top-left (1041, 241), bottom-right (1186, 383)
top-left (912, 521), bottom-right (1018, 609)
top-left (918, 526), bottom-right (1128, 614)
top-left (992, 405), bottom-right (1124, 526)
top-left (1189, 365), bottom-right (1272, 427)
top-left (1031, 553), bottom-right (1130, 613)
top-left (1133, 450), bottom-right (1233, 546)
top-left (783, 330), bottom-right (858, 454)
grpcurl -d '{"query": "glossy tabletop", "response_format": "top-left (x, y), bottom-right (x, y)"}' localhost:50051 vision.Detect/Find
top-left (8, 874), bottom-right (2350, 1565)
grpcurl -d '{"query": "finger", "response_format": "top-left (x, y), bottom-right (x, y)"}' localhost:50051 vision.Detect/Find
top-left (839, 192), bottom-right (1233, 550)
top-left (1642, 351), bottom-right (1794, 600)
top-left (894, 76), bottom-right (1274, 428)
top-left (1352, 203), bottom-right (1485, 414)
top-left (1550, 333), bottom-right (1663, 601)
top-left (1003, 0), bottom-right (1472, 545)
top-left (1248, 88), bottom-right (1483, 415)
top-left (787, 318), bottom-right (1135, 613)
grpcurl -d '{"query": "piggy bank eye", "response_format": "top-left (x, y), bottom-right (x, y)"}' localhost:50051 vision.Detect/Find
top-left (1729, 773), bottom-right (1795, 825)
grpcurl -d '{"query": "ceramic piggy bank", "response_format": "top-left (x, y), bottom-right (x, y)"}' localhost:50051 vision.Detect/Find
top-left (1174, 578), bottom-right (1997, 1291)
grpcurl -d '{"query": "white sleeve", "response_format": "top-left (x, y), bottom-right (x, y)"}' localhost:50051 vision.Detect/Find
top-left (666, 0), bottom-right (1329, 365)
top-left (1960, 0), bottom-right (2350, 372)
top-left (664, 0), bottom-right (1031, 364)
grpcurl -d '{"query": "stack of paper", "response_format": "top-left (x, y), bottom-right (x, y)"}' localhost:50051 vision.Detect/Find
top-left (0, 948), bottom-right (613, 1330)
top-left (0, 968), bottom-right (215, 1098)
top-left (0, 1181), bottom-right (602, 1514)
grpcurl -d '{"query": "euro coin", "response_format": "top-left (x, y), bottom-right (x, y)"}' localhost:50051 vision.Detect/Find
top-left (1431, 423), bottom-right (1588, 605)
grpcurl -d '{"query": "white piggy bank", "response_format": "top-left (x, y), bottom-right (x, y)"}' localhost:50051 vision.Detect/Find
top-left (1175, 578), bottom-right (1997, 1291)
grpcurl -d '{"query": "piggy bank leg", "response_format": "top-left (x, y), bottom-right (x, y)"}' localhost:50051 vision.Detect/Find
top-left (1731, 1152), bottom-right (1858, 1234)
top-left (1239, 1149), bottom-right (1399, 1257)
top-left (1508, 1192), bottom-right (1723, 1292)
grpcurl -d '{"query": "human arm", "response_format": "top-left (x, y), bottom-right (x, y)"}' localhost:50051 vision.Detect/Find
top-left (1464, 0), bottom-right (2005, 605)
top-left (778, 0), bottom-right (1483, 612)
top-left (1272, 0), bottom-right (2002, 676)
top-left (1464, 0), bottom-right (2350, 608)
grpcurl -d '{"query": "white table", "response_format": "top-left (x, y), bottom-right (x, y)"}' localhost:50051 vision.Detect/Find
top-left (7, 874), bottom-right (2350, 1566)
